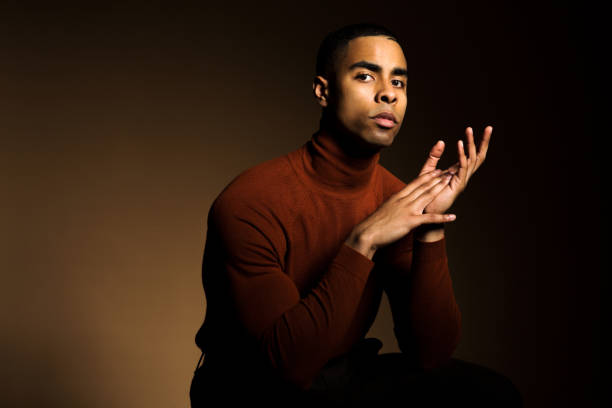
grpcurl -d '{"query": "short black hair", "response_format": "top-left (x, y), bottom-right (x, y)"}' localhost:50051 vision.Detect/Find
top-left (315, 22), bottom-right (400, 82)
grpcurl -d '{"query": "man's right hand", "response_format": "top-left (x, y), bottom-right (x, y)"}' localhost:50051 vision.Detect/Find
top-left (344, 169), bottom-right (456, 260)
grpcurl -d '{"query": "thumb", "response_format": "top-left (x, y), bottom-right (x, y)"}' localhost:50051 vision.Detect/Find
top-left (420, 213), bottom-right (456, 225)
top-left (419, 140), bottom-right (445, 175)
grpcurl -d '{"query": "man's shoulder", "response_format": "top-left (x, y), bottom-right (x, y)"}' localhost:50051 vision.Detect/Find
top-left (227, 151), bottom-right (297, 194)
top-left (206, 153), bottom-right (300, 257)
top-left (209, 150), bottom-right (302, 221)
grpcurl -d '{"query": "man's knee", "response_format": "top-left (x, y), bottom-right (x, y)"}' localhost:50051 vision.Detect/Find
top-left (443, 358), bottom-right (523, 407)
top-left (486, 371), bottom-right (523, 407)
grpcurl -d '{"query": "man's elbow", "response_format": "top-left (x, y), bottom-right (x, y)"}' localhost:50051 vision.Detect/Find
top-left (423, 315), bottom-right (462, 370)
top-left (284, 369), bottom-right (316, 391)
top-left (259, 336), bottom-right (320, 392)
top-left (396, 315), bottom-right (462, 371)
top-left (260, 359), bottom-right (320, 394)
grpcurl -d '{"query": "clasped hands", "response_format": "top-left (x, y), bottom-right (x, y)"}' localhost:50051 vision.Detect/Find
top-left (419, 126), bottom-right (492, 216)
top-left (345, 126), bottom-right (492, 259)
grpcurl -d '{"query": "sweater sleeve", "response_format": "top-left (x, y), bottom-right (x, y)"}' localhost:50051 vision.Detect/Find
top-left (377, 166), bottom-right (461, 370)
top-left (210, 196), bottom-right (375, 390)
top-left (381, 236), bottom-right (462, 370)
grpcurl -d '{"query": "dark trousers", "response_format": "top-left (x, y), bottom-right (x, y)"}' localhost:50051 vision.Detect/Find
top-left (190, 340), bottom-right (523, 407)
top-left (302, 352), bottom-right (523, 407)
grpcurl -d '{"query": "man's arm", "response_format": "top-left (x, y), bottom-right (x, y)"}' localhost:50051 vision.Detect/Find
top-left (209, 196), bottom-right (375, 391)
top-left (372, 167), bottom-right (461, 370)
top-left (414, 223), bottom-right (445, 243)
top-left (376, 226), bottom-right (462, 371)
top-left (374, 126), bottom-right (491, 369)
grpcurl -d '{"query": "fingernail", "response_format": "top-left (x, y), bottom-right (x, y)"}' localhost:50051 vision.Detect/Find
top-left (447, 214), bottom-right (456, 220)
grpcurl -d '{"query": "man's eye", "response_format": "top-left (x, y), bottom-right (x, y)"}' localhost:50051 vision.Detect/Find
top-left (392, 79), bottom-right (406, 88)
top-left (356, 73), bottom-right (373, 81)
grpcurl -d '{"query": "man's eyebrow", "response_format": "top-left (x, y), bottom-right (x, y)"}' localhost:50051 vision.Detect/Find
top-left (348, 60), bottom-right (408, 77)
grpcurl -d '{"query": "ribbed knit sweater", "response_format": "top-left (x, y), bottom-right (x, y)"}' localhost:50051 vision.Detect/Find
top-left (194, 127), bottom-right (461, 391)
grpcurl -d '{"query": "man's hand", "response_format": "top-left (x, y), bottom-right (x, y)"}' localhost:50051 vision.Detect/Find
top-left (419, 126), bottom-right (492, 215)
top-left (345, 170), bottom-right (457, 260)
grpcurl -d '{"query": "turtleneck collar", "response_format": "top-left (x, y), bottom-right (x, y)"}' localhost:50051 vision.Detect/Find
top-left (298, 127), bottom-right (381, 195)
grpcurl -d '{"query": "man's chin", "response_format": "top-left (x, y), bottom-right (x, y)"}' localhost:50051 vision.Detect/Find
top-left (355, 136), bottom-right (393, 156)
top-left (366, 131), bottom-right (396, 148)
top-left (331, 122), bottom-right (396, 156)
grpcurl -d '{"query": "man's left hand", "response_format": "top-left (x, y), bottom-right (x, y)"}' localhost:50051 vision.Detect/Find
top-left (419, 126), bottom-right (492, 215)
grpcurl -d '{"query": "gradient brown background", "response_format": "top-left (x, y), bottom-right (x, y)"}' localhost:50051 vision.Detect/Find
top-left (1, 1), bottom-right (604, 407)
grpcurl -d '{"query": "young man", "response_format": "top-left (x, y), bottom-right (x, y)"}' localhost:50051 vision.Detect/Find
top-left (190, 23), bottom-right (522, 407)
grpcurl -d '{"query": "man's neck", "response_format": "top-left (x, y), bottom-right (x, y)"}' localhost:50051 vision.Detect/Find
top-left (319, 113), bottom-right (383, 159)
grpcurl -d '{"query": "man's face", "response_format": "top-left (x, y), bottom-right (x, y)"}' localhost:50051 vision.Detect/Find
top-left (324, 35), bottom-right (408, 151)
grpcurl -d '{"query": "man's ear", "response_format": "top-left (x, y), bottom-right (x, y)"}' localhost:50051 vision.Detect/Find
top-left (312, 75), bottom-right (329, 108)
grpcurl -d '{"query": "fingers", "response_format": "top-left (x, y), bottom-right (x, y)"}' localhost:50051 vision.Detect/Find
top-left (456, 133), bottom-right (469, 184)
top-left (411, 172), bottom-right (452, 208)
top-left (395, 169), bottom-right (443, 199)
top-left (419, 212), bottom-right (457, 226)
top-left (403, 171), bottom-right (450, 203)
top-left (466, 127), bottom-right (477, 171)
top-left (418, 140), bottom-right (444, 175)
top-left (458, 126), bottom-right (493, 180)
top-left (475, 126), bottom-right (492, 172)
top-left (445, 162), bottom-right (460, 174)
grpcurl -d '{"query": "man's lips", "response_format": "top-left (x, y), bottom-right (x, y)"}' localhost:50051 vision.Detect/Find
top-left (372, 112), bottom-right (397, 128)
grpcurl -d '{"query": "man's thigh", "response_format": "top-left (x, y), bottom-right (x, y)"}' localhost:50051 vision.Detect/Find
top-left (190, 362), bottom-right (304, 408)
top-left (343, 353), bottom-right (523, 408)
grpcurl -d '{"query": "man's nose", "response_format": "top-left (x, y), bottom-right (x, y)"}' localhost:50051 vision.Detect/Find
top-left (376, 82), bottom-right (397, 104)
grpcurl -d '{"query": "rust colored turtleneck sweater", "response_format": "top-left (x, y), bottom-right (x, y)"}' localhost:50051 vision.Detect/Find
top-left (195, 128), bottom-right (461, 391)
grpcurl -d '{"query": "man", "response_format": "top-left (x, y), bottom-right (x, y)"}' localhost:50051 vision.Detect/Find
top-left (190, 23), bottom-right (522, 407)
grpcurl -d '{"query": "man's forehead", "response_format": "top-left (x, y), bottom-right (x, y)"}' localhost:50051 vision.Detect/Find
top-left (339, 36), bottom-right (406, 71)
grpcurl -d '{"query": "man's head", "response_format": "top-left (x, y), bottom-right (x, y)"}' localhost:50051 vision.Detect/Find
top-left (313, 23), bottom-right (408, 156)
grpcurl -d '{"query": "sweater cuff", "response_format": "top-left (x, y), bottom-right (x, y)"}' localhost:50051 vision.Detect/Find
top-left (337, 243), bottom-right (376, 282)
top-left (412, 236), bottom-right (447, 263)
